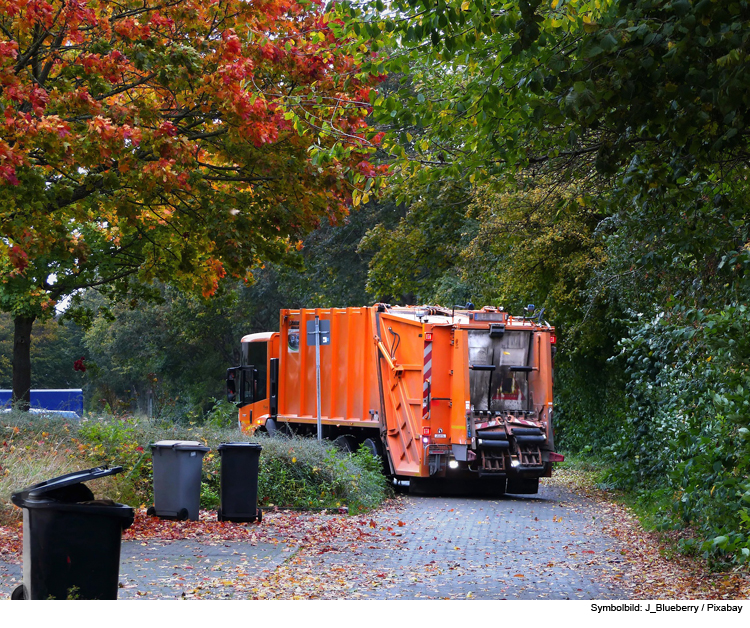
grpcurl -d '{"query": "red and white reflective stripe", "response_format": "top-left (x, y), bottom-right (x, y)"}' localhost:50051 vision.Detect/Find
top-left (474, 419), bottom-right (502, 430)
top-left (423, 340), bottom-right (432, 420)
top-left (508, 417), bottom-right (539, 427)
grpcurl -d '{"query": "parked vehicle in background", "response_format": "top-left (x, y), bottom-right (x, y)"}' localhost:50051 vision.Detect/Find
top-left (0, 389), bottom-right (83, 417)
top-left (227, 304), bottom-right (563, 495)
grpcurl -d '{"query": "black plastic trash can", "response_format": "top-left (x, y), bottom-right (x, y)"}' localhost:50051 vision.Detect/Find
top-left (217, 442), bottom-right (262, 523)
top-left (148, 440), bottom-right (209, 521)
top-left (10, 466), bottom-right (134, 600)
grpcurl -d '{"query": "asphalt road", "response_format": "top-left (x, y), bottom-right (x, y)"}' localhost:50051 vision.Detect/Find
top-left (0, 480), bottom-right (630, 600)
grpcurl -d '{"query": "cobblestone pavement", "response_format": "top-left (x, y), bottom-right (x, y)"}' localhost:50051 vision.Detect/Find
top-left (312, 483), bottom-right (630, 600)
top-left (0, 480), bottom-right (630, 600)
top-left (0, 538), bottom-right (293, 600)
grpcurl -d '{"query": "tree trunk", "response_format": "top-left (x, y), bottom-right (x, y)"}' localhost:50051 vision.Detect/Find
top-left (12, 315), bottom-right (35, 411)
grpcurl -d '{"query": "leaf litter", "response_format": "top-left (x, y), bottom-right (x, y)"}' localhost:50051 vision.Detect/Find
top-left (548, 468), bottom-right (750, 599)
top-left (0, 471), bottom-right (748, 599)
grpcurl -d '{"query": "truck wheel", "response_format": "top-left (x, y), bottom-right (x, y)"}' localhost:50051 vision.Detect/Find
top-left (362, 437), bottom-right (384, 458)
top-left (265, 418), bottom-right (277, 437)
top-left (333, 435), bottom-right (357, 453)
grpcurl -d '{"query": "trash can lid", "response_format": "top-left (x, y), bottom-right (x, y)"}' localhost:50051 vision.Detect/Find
top-left (11, 466), bottom-right (123, 505)
top-left (151, 440), bottom-right (210, 451)
top-left (218, 442), bottom-right (262, 450)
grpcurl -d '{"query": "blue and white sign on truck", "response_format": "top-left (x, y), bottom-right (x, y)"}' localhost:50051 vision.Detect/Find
top-left (0, 389), bottom-right (83, 417)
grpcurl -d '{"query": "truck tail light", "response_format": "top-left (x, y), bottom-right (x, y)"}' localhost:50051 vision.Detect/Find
top-left (550, 334), bottom-right (557, 345)
top-left (549, 452), bottom-right (565, 462)
top-left (425, 332), bottom-right (433, 341)
top-left (422, 427), bottom-right (430, 445)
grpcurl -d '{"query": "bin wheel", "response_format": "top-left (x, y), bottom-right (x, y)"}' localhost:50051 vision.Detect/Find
top-left (256, 508), bottom-right (263, 524)
top-left (178, 508), bottom-right (189, 521)
top-left (217, 508), bottom-right (223, 522)
top-left (146, 506), bottom-right (156, 516)
top-left (11, 584), bottom-right (26, 600)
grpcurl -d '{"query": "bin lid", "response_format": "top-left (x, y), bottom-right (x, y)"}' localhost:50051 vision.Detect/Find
top-left (151, 440), bottom-right (210, 452)
top-left (11, 466), bottom-right (123, 506)
top-left (218, 442), bottom-right (262, 451)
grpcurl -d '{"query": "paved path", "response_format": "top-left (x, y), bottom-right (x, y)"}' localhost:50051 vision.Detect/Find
top-left (0, 539), bottom-right (293, 600)
top-left (331, 484), bottom-right (629, 599)
top-left (117, 539), bottom-right (291, 599)
top-left (0, 481), bottom-right (629, 599)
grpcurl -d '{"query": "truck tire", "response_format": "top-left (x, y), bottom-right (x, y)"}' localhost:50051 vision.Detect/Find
top-left (333, 435), bottom-right (357, 453)
top-left (362, 437), bottom-right (384, 458)
top-left (363, 437), bottom-right (392, 474)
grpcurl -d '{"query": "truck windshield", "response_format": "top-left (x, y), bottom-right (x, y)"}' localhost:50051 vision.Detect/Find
top-left (468, 330), bottom-right (531, 413)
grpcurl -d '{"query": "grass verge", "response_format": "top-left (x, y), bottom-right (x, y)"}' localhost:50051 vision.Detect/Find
top-left (0, 411), bottom-right (391, 524)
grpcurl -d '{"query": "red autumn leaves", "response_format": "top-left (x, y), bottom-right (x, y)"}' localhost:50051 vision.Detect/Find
top-left (1, 0), bottom-right (380, 317)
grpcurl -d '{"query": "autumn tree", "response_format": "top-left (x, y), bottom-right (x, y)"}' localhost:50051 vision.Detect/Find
top-left (0, 0), bottom-right (377, 406)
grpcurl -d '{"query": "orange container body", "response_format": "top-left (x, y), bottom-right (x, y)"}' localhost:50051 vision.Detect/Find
top-left (278, 307), bottom-right (381, 427)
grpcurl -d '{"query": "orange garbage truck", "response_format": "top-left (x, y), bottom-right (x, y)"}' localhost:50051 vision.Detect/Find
top-left (226, 304), bottom-right (563, 494)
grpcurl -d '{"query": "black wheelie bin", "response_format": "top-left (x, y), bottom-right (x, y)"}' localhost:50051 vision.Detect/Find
top-left (217, 442), bottom-right (262, 523)
top-left (148, 440), bottom-right (209, 521)
top-left (10, 465), bottom-right (134, 600)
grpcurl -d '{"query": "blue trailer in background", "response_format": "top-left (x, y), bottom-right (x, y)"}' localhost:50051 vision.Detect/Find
top-left (0, 389), bottom-right (83, 417)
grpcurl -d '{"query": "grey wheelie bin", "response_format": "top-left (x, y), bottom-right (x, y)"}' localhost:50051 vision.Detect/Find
top-left (217, 442), bottom-right (262, 523)
top-left (10, 466), bottom-right (134, 600)
top-left (147, 440), bottom-right (209, 521)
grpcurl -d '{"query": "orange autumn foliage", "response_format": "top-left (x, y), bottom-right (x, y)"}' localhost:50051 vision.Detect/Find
top-left (0, 0), bottom-right (377, 319)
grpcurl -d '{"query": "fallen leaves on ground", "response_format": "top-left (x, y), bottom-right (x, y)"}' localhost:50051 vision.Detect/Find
top-left (2, 473), bottom-right (749, 600)
top-left (0, 522), bottom-right (22, 561)
top-left (547, 468), bottom-right (750, 599)
top-left (124, 510), bottom-right (267, 543)
top-left (124, 504), bottom-right (411, 600)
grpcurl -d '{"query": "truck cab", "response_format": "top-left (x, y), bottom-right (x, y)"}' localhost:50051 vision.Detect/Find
top-left (226, 332), bottom-right (278, 431)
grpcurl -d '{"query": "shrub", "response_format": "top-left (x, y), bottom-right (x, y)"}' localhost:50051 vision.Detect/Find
top-left (252, 435), bottom-right (391, 513)
top-left (1, 413), bottom-right (390, 522)
top-left (609, 303), bottom-right (750, 566)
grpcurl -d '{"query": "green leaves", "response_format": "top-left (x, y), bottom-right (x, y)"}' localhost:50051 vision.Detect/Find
top-left (339, 0), bottom-right (750, 566)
